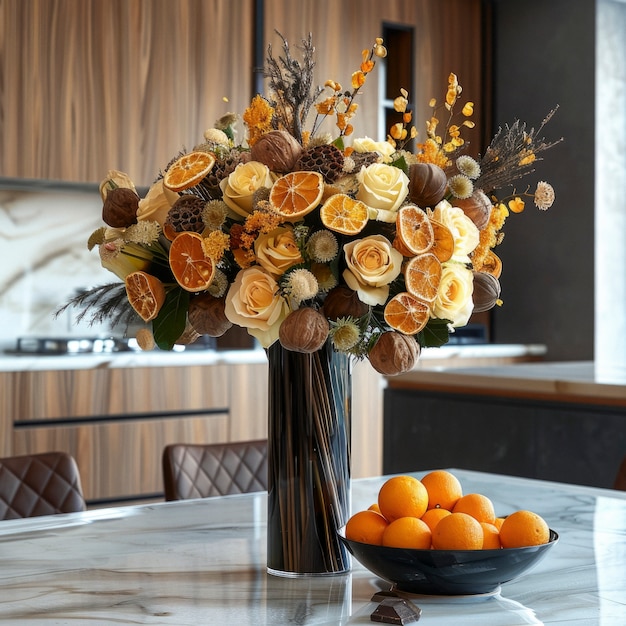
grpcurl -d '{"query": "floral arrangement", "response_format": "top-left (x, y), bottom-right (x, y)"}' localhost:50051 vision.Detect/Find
top-left (68, 34), bottom-right (561, 376)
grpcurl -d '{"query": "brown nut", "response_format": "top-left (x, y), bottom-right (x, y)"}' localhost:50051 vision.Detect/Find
top-left (408, 163), bottom-right (448, 208)
top-left (188, 293), bottom-right (233, 337)
top-left (472, 271), bottom-right (501, 312)
top-left (250, 130), bottom-right (303, 173)
top-left (454, 189), bottom-right (491, 230)
top-left (368, 331), bottom-right (420, 376)
top-left (279, 307), bottom-right (329, 353)
top-left (322, 286), bottom-right (369, 321)
top-left (102, 187), bottom-right (140, 228)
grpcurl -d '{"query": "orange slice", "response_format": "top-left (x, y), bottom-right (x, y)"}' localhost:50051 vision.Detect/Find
top-left (404, 252), bottom-right (442, 303)
top-left (163, 151), bottom-right (216, 192)
top-left (125, 271), bottom-right (166, 322)
top-left (169, 231), bottom-right (215, 292)
top-left (383, 292), bottom-right (430, 335)
top-left (393, 205), bottom-right (434, 256)
top-left (320, 193), bottom-right (369, 235)
top-left (430, 219), bottom-right (455, 263)
top-left (269, 171), bottom-right (324, 219)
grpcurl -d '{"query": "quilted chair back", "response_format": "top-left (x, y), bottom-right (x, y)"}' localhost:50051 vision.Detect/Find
top-left (162, 440), bottom-right (268, 501)
top-left (0, 452), bottom-right (86, 520)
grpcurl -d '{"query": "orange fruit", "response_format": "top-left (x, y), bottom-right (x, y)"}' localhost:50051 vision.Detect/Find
top-left (320, 193), bottom-right (369, 235)
top-left (404, 253), bottom-right (442, 303)
top-left (393, 205), bottom-right (434, 256)
top-left (269, 171), bottom-right (325, 219)
top-left (481, 522), bottom-right (502, 550)
top-left (163, 151), bottom-right (216, 192)
top-left (494, 517), bottom-right (506, 531)
top-left (378, 475), bottom-right (429, 522)
top-left (383, 292), bottom-right (430, 335)
top-left (169, 231), bottom-right (215, 292)
top-left (421, 507), bottom-right (451, 532)
top-left (499, 510), bottom-right (550, 548)
top-left (429, 219), bottom-right (455, 262)
top-left (368, 502), bottom-right (382, 514)
top-left (432, 512), bottom-right (484, 550)
top-left (420, 470), bottom-right (463, 511)
top-left (452, 493), bottom-right (496, 525)
top-left (124, 271), bottom-right (166, 322)
top-left (345, 510), bottom-right (389, 545)
top-left (382, 517), bottom-right (432, 550)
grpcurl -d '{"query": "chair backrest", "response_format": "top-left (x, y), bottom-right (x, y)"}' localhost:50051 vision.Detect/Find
top-left (0, 452), bottom-right (86, 520)
top-left (162, 440), bottom-right (268, 501)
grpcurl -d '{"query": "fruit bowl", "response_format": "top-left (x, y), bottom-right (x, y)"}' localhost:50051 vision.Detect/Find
top-left (338, 528), bottom-right (558, 595)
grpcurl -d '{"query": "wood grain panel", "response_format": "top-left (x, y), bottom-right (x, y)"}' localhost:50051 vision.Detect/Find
top-left (13, 413), bottom-right (229, 500)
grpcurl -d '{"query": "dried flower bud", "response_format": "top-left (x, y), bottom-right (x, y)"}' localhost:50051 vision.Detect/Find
top-left (102, 187), bottom-right (140, 228)
top-left (455, 189), bottom-right (491, 230)
top-left (368, 331), bottom-right (420, 376)
top-left (408, 163), bottom-right (448, 208)
top-left (188, 293), bottom-right (233, 337)
top-left (279, 307), bottom-right (329, 353)
top-left (250, 130), bottom-right (303, 173)
top-left (322, 285), bottom-right (368, 321)
top-left (472, 271), bottom-right (501, 312)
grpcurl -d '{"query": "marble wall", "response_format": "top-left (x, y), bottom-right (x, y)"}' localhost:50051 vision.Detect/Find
top-left (0, 182), bottom-right (124, 352)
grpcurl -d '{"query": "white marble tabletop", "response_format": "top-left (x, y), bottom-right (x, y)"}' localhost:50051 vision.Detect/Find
top-left (0, 469), bottom-right (624, 625)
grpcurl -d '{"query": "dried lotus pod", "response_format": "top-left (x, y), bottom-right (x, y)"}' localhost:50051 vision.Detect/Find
top-left (322, 285), bottom-right (368, 321)
top-left (408, 163), bottom-right (448, 208)
top-left (368, 331), bottom-right (420, 376)
top-left (455, 189), bottom-right (491, 230)
top-left (188, 292), bottom-right (233, 337)
top-left (472, 271), bottom-right (501, 312)
top-left (102, 187), bottom-right (140, 228)
top-left (295, 143), bottom-right (345, 183)
top-left (279, 307), bottom-right (329, 353)
top-left (164, 194), bottom-right (206, 236)
top-left (250, 130), bottom-right (303, 173)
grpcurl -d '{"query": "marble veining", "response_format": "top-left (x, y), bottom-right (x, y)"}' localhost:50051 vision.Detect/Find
top-left (0, 470), bottom-right (624, 624)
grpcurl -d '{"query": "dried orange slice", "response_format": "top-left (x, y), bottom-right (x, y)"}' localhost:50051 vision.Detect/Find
top-left (479, 250), bottom-right (502, 278)
top-left (269, 171), bottom-right (324, 219)
top-left (404, 252), bottom-right (442, 303)
top-left (125, 271), bottom-right (166, 322)
top-left (384, 292), bottom-right (430, 335)
top-left (430, 219), bottom-right (455, 263)
top-left (169, 231), bottom-right (215, 292)
top-left (163, 151), bottom-right (216, 192)
top-left (320, 193), bottom-right (369, 235)
top-left (393, 205), bottom-right (434, 256)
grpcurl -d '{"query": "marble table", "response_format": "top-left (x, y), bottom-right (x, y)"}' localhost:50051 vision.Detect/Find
top-left (0, 469), bottom-right (624, 625)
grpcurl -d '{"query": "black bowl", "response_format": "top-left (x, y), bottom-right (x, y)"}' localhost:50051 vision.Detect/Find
top-left (339, 528), bottom-right (558, 595)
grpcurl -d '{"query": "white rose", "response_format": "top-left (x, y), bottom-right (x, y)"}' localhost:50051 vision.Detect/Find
top-left (356, 163), bottom-right (409, 214)
top-left (254, 227), bottom-right (303, 277)
top-left (137, 179), bottom-right (179, 227)
top-left (431, 262), bottom-right (475, 327)
top-left (430, 200), bottom-right (480, 262)
top-left (224, 267), bottom-right (290, 347)
top-left (342, 235), bottom-right (403, 306)
top-left (352, 136), bottom-right (395, 163)
top-left (220, 161), bottom-right (274, 218)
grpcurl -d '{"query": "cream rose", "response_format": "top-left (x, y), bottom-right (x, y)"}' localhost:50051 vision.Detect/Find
top-left (356, 163), bottom-right (409, 221)
top-left (431, 262), bottom-right (475, 327)
top-left (342, 235), bottom-right (403, 306)
top-left (224, 267), bottom-right (290, 347)
top-left (220, 161), bottom-right (274, 218)
top-left (430, 200), bottom-right (480, 262)
top-left (99, 170), bottom-right (137, 201)
top-left (254, 227), bottom-right (303, 277)
top-left (352, 136), bottom-right (395, 163)
top-left (137, 179), bottom-right (179, 227)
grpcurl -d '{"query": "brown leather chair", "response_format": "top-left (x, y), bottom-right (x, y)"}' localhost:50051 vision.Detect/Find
top-left (162, 440), bottom-right (268, 501)
top-left (0, 452), bottom-right (86, 520)
top-left (614, 456), bottom-right (626, 491)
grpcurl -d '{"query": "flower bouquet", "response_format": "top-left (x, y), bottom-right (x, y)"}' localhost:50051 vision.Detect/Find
top-left (67, 33), bottom-right (560, 377)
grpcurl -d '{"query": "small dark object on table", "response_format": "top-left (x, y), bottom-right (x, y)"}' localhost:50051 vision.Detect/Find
top-left (371, 596), bottom-right (422, 624)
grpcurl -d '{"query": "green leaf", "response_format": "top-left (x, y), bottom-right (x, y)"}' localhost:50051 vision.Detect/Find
top-left (152, 288), bottom-right (190, 350)
top-left (332, 136), bottom-right (345, 151)
top-left (390, 154), bottom-right (409, 175)
top-left (418, 318), bottom-right (451, 348)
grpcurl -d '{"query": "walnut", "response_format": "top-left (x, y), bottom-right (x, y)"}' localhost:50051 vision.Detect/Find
top-left (322, 286), bottom-right (368, 321)
top-left (279, 307), bottom-right (329, 353)
top-left (250, 130), bottom-right (303, 173)
top-left (455, 189), bottom-right (491, 230)
top-left (408, 163), bottom-right (448, 208)
top-left (472, 271), bottom-right (501, 312)
top-left (188, 293), bottom-right (233, 337)
top-left (368, 332), bottom-right (420, 376)
top-left (102, 187), bottom-right (139, 228)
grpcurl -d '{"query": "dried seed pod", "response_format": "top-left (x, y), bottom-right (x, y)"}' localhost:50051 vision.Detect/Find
top-left (455, 189), bottom-right (491, 230)
top-left (174, 319), bottom-right (201, 346)
top-left (164, 195), bottom-right (206, 235)
top-left (279, 307), bottom-right (329, 353)
top-left (102, 187), bottom-right (140, 228)
top-left (250, 130), bottom-right (303, 173)
top-left (296, 143), bottom-right (345, 183)
top-left (188, 292), bottom-right (233, 337)
top-left (408, 163), bottom-right (448, 208)
top-left (322, 285), bottom-right (368, 321)
top-left (368, 331), bottom-right (420, 376)
top-left (472, 271), bottom-right (501, 312)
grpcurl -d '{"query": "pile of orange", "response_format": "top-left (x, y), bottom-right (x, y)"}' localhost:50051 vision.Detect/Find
top-left (345, 470), bottom-right (551, 551)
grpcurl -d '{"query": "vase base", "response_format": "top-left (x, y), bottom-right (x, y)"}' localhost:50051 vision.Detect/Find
top-left (267, 565), bottom-right (351, 578)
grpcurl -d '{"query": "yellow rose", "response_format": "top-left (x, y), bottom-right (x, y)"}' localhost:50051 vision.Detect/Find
top-left (356, 163), bottom-right (409, 215)
top-left (352, 136), bottom-right (395, 163)
top-left (342, 235), bottom-right (403, 306)
top-left (220, 161), bottom-right (274, 218)
top-left (254, 227), bottom-right (303, 277)
top-left (430, 200), bottom-right (480, 262)
top-left (431, 262), bottom-right (474, 327)
top-left (224, 267), bottom-right (290, 347)
top-left (137, 179), bottom-right (179, 227)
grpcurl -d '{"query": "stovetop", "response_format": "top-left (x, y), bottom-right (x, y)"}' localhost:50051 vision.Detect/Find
top-left (6, 336), bottom-right (136, 356)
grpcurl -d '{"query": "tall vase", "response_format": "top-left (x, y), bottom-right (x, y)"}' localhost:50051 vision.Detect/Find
top-left (266, 340), bottom-right (352, 577)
